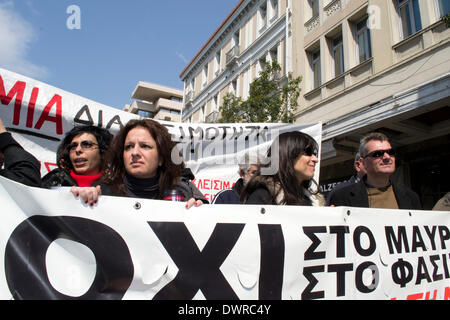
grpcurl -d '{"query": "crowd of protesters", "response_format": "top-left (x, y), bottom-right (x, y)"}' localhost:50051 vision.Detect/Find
top-left (0, 115), bottom-right (449, 211)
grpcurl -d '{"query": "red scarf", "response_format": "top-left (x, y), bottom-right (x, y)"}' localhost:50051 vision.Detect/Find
top-left (70, 170), bottom-right (102, 187)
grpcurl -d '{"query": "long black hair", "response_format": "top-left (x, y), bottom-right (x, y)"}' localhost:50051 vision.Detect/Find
top-left (241, 131), bottom-right (319, 205)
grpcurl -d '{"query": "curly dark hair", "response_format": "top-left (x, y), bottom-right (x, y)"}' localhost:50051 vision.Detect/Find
top-left (57, 125), bottom-right (113, 171)
top-left (101, 119), bottom-right (184, 197)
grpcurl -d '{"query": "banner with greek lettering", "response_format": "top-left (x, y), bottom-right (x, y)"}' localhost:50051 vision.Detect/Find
top-left (1, 176), bottom-right (449, 300)
top-left (0, 67), bottom-right (322, 202)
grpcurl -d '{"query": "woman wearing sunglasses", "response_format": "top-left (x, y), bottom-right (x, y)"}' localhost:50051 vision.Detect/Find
top-left (241, 131), bottom-right (324, 206)
top-left (42, 125), bottom-right (113, 188)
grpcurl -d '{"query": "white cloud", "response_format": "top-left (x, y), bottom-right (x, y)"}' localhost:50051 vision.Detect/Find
top-left (176, 51), bottom-right (188, 64)
top-left (0, 1), bottom-right (49, 79)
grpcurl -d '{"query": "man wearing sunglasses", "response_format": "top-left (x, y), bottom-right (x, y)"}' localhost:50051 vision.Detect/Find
top-left (42, 125), bottom-right (113, 188)
top-left (0, 117), bottom-right (41, 187)
top-left (328, 132), bottom-right (421, 210)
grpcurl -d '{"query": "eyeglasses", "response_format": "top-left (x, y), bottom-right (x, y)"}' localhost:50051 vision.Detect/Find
top-left (304, 146), bottom-right (318, 157)
top-left (363, 148), bottom-right (395, 159)
top-left (67, 140), bottom-right (98, 152)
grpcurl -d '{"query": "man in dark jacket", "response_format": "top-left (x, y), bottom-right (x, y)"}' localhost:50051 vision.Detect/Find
top-left (212, 152), bottom-right (260, 204)
top-left (328, 132), bottom-right (421, 210)
top-left (0, 117), bottom-right (41, 187)
top-left (326, 152), bottom-right (366, 206)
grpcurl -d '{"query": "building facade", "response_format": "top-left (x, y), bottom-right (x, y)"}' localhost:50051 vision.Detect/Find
top-left (123, 81), bottom-right (182, 122)
top-left (180, 0), bottom-right (291, 124)
top-left (180, 0), bottom-right (450, 209)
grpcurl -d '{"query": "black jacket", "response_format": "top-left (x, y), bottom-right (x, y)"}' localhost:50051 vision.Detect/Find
top-left (325, 175), bottom-right (359, 206)
top-left (211, 178), bottom-right (244, 204)
top-left (0, 132), bottom-right (41, 187)
top-left (327, 176), bottom-right (422, 210)
top-left (41, 168), bottom-right (103, 188)
top-left (98, 176), bottom-right (208, 203)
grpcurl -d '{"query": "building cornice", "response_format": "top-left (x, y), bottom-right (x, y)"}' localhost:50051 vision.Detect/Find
top-left (179, 0), bottom-right (259, 81)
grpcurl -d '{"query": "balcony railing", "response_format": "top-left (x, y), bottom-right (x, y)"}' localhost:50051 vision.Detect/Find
top-left (225, 45), bottom-right (240, 68)
top-left (205, 111), bottom-right (219, 123)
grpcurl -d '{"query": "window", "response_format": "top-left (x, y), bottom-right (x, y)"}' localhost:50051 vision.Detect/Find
top-left (309, 0), bottom-right (319, 18)
top-left (256, 57), bottom-right (266, 77)
top-left (212, 95), bottom-right (218, 112)
top-left (245, 19), bottom-right (253, 49)
top-left (332, 35), bottom-right (344, 77)
top-left (258, 3), bottom-right (267, 33)
top-left (269, 46), bottom-right (278, 63)
top-left (200, 105), bottom-right (205, 122)
top-left (310, 49), bottom-right (321, 89)
top-left (202, 64), bottom-right (208, 88)
top-left (397, 0), bottom-right (422, 40)
top-left (230, 79), bottom-right (238, 96)
top-left (356, 17), bottom-right (372, 64)
top-left (436, 0), bottom-right (450, 17)
top-left (233, 30), bottom-right (240, 47)
top-left (269, 0), bottom-right (279, 22)
top-left (242, 69), bottom-right (250, 99)
top-left (215, 51), bottom-right (221, 76)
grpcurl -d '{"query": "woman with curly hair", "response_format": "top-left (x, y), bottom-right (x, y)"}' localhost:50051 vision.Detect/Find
top-left (71, 119), bottom-right (206, 208)
top-left (42, 125), bottom-right (113, 188)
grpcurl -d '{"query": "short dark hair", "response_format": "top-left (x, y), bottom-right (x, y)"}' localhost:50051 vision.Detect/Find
top-left (58, 125), bottom-right (113, 171)
top-left (359, 132), bottom-right (390, 157)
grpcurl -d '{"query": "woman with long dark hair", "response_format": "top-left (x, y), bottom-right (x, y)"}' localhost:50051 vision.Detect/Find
top-left (241, 131), bottom-right (324, 206)
top-left (71, 119), bottom-right (206, 208)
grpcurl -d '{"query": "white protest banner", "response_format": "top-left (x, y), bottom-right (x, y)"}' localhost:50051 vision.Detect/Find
top-left (1, 176), bottom-right (449, 300)
top-left (0, 67), bottom-right (322, 201)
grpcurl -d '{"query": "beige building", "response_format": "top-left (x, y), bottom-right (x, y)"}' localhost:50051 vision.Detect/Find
top-left (181, 0), bottom-right (450, 209)
top-left (180, 0), bottom-right (290, 123)
top-left (124, 81), bottom-right (182, 122)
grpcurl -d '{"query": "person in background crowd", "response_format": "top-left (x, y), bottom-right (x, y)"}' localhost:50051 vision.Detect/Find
top-left (71, 119), bottom-right (207, 208)
top-left (0, 117), bottom-right (41, 187)
top-left (241, 131), bottom-right (324, 206)
top-left (432, 192), bottom-right (450, 211)
top-left (328, 132), bottom-right (421, 209)
top-left (325, 152), bottom-right (366, 206)
top-left (42, 125), bottom-right (113, 188)
top-left (212, 151), bottom-right (260, 204)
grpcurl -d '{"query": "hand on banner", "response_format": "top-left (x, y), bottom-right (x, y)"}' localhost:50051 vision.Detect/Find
top-left (185, 198), bottom-right (204, 209)
top-left (70, 185), bottom-right (203, 209)
top-left (71, 185), bottom-right (101, 206)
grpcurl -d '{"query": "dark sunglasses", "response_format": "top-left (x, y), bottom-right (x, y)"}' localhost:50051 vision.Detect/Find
top-left (303, 146), bottom-right (318, 157)
top-left (363, 148), bottom-right (395, 159)
top-left (67, 140), bottom-right (98, 152)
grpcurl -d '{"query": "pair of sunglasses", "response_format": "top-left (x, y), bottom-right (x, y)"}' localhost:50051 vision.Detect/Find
top-left (304, 146), bottom-right (318, 157)
top-left (363, 148), bottom-right (395, 159)
top-left (67, 140), bottom-right (98, 152)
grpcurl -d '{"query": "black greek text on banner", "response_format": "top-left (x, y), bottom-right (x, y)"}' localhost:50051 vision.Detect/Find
top-left (1, 176), bottom-right (449, 300)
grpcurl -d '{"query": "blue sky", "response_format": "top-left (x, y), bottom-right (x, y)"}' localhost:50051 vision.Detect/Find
top-left (0, 0), bottom-right (239, 110)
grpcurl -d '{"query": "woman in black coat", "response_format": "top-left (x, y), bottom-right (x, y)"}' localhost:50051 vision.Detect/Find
top-left (71, 119), bottom-right (207, 208)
